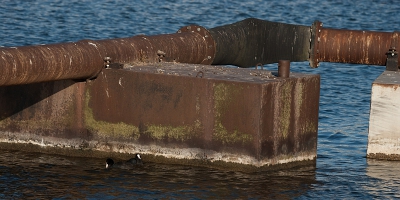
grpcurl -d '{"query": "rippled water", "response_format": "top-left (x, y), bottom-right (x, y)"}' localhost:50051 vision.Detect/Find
top-left (1, 0), bottom-right (400, 199)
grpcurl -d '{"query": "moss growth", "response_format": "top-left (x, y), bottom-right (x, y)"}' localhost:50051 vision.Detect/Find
top-left (214, 122), bottom-right (252, 145)
top-left (302, 120), bottom-right (317, 134)
top-left (279, 81), bottom-right (293, 139)
top-left (84, 89), bottom-right (201, 141)
top-left (213, 83), bottom-right (252, 145)
top-left (145, 120), bottom-right (201, 141)
top-left (84, 90), bottom-right (140, 139)
top-left (0, 116), bottom-right (67, 132)
top-left (294, 82), bottom-right (304, 120)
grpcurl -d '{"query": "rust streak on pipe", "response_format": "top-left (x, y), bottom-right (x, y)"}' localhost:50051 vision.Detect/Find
top-left (310, 21), bottom-right (400, 68)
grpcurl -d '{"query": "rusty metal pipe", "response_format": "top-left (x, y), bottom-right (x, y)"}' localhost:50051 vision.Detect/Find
top-left (209, 18), bottom-right (311, 67)
top-left (278, 60), bottom-right (290, 78)
top-left (310, 21), bottom-right (400, 68)
top-left (0, 27), bottom-right (214, 86)
top-left (4, 17), bottom-right (400, 86)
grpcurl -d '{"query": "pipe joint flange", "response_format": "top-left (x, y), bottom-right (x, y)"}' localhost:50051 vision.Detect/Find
top-left (309, 21), bottom-right (323, 68)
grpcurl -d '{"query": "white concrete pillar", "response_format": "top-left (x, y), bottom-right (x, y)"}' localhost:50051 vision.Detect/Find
top-left (367, 71), bottom-right (400, 160)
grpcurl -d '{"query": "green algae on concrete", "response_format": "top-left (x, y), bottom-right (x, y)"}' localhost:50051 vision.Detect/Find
top-left (294, 81), bottom-right (304, 120)
top-left (214, 122), bottom-right (252, 145)
top-left (84, 90), bottom-right (140, 140)
top-left (302, 120), bottom-right (317, 135)
top-left (278, 80), bottom-right (293, 139)
top-left (85, 89), bottom-right (202, 142)
top-left (213, 82), bottom-right (253, 145)
top-left (144, 120), bottom-right (202, 141)
top-left (0, 62), bottom-right (319, 171)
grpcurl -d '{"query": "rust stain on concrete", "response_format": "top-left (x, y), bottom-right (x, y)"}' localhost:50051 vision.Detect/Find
top-left (0, 63), bottom-right (319, 170)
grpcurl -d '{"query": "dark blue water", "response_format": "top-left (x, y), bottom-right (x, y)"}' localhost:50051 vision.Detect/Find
top-left (1, 0), bottom-right (400, 199)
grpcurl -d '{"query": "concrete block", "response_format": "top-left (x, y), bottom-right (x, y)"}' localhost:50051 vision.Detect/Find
top-left (368, 71), bottom-right (400, 160)
top-left (0, 63), bottom-right (320, 170)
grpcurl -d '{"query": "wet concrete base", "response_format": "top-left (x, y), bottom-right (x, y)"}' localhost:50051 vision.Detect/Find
top-left (0, 138), bottom-right (315, 172)
top-left (0, 63), bottom-right (320, 170)
top-left (367, 71), bottom-right (400, 160)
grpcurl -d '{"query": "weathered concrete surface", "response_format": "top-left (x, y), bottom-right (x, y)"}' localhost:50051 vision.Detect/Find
top-left (367, 71), bottom-right (400, 160)
top-left (0, 63), bottom-right (319, 170)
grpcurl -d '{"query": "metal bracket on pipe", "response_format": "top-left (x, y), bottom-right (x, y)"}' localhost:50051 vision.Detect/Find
top-left (386, 32), bottom-right (399, 71)
top-left (104, 57), bottom-right (112, 69)
top-left (386, 48), bottom-right (398, 71)
top-left (104, 56), bottom-right (123, 69)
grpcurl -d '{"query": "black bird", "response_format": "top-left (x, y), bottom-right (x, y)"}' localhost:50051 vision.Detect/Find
top-left (105, 153), bottom-right (143, 169)
top-left (127, 153), bottom-right (143, 164)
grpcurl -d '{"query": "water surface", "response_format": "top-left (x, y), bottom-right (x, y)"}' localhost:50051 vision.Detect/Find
top-left (1, 0), bottom-right (400, 198)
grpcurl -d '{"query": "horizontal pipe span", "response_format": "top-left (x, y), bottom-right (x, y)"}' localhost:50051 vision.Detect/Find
top-left (209, 18), bottom-right (311, 67)
top-left (0, 41), bottom-right (104, 86)
top-left (0, 30), bottom-right (213, 86)
top-left (3, 17), bottom-right (399, 86)
top-left (2, 18), bottom-right (315, 85)
top-left (310, 21), bottom-right (400, 68)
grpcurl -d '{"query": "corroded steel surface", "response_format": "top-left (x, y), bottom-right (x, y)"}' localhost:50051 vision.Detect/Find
top-left (3, 17), bottom-right (400, 87)
top-left (278, 60), bottom-right (290, 78)
top-left (0, 80), bottom-right (89, 139)
top-left (310, 21), bottom-right (400, 68)
top-left (86, 63), bottom-right (319, 166)
top-left (0, 18), bottom-right (314, 86)
top-left (259, 65), bottom-right (320, 161)
top-left (0, 62), bottom-right (320, 168)
top-left (309, 21), bottom-right (323, 68)
top-left (0, 42), bottom-right (104, 85)
top-left (177, 25), bottom-right (216, 65)
top-left (209, 18), bottom-right (311, 67)
top-left (0, 29), bottom-right (213, 86)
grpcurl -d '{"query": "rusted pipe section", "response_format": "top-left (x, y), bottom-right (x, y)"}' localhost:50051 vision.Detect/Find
top-left (0, 26), bottom-right (214, 86)
top-left (209, 18), bottom-right (311, 67)
top-left (4, 17), bottom-right (400, 86)
top-left (310, 21), bottom-right (400, 68)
